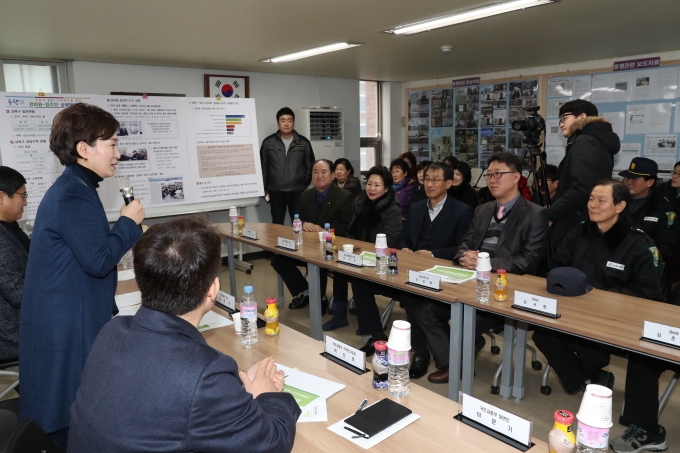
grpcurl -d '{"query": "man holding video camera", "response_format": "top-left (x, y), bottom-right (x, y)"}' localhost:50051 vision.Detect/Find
top-left (549, 100), bottom-right (620, 249)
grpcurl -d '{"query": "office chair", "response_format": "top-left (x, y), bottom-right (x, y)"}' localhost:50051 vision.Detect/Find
top-left (486, 328), bottom-right (542, 395)
top-left (4, 418), bottom-right (62, 453)
top-left (0, 397), bottom-right (20, 453)
top-left (0, 358), bottom-right (19, 400)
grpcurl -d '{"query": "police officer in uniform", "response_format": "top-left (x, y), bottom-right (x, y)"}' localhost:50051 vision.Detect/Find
top-left (533, 179), bottom-right (661, 395)
top-left (619, 157), bottom-right (678, 265)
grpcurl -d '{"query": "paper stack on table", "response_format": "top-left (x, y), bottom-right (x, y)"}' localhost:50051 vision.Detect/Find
top-left (276, 364), bottom-right (345, 423)
top-left (359, 251), bottom-right (376, 267)
top-left (114, 291), bottom-right (232, 332)
top-left (422, 265), bottom-right (477, 284)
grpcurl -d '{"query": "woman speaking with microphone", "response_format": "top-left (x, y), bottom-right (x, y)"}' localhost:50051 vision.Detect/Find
top-left (19, 103), bottom-right (145, 448)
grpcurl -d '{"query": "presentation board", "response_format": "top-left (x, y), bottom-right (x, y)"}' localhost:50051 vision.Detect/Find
top-left (546, 64), bottom-right (680, 177)
top-left (0, 93), bottom-right (263, 221)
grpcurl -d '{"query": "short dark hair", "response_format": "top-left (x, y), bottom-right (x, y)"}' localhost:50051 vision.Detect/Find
top-left (594, 178), bottom-right (631, 208)
top-left (133, 217), bottom-right (222, 316)
top-left (442, 155), bottom-right (459, 167)
top-left (488, 152), bottom-right (522, 173)
top-left (397, 151), bottom-right (417, 167)
top-left (543, 164), bottom-right (559, 181)
top-left (452, 161), bottom-right (472, 185)
top-left (314, 159), bottom-right (335, 172)
top-left (426, 162), bottom-right (453, 181)
top-left (0, 166), bottom-right (27, 197)
top-left (390, 159), bottom-right (409, 174)
top-left (334, 158), bottom-right (354, 176)
top-left (559, 99), bottom-right (598, 118)
top-left (49, 103), bottom-right (120, 165)
top-left (276, 107), bottom-right (295, 121)
top-left (365, 165), bottom-right (394, 191)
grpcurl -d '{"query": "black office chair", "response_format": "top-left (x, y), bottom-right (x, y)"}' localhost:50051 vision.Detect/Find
top-left (0, 397), bottom-right (20, 453)
top-left (0, 358), bottom-right (19, 399)
top-left (4, 418), bottom-right (62, 453)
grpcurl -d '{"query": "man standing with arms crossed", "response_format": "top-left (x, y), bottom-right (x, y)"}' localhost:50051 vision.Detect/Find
top-left (260, 107), bottom-right (315, 224)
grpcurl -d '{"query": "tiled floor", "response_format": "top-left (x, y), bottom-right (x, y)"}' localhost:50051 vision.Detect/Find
top-left (2, 257), bottom-right (678, 451)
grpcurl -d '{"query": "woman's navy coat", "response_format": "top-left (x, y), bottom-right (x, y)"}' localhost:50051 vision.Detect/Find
top-left (19, 164), bottom-right (141, 432)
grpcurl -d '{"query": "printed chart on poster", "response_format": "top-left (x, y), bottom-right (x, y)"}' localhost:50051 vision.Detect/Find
top-left (546, 62), bottom-right (680, 178)
top-left (0, 93), bottom-right (264, 221)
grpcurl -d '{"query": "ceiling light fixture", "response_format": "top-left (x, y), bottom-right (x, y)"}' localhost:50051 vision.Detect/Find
top-left (385, 0), bottom-right (556, 35)
top-left (261, 42), bottom-right (363, 63)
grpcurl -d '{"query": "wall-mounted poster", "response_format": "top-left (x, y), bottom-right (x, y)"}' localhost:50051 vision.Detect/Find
top-left (204, 74), bottom-right (250, 99)
top-left (408, 91), bottom-right (430, 161)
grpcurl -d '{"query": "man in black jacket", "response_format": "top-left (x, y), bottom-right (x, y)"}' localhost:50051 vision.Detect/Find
top-left (260, 107), bottom-right (315, 224)
top-left (619, 157), bottom-right (678, 265)
top-left (549, 100), bottom-right (620, 249)
top-left (271, 159), bottom-right (353, 310)
top-left (0, 166), bottom-right (29, 361)
top-left (533, 179), bottom-right (661, 395)
top-left (417, 153), bottom-right (549, 384)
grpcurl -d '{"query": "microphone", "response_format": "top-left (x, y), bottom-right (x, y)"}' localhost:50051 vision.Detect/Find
top-left (119, 178), bottom-right (135, 205)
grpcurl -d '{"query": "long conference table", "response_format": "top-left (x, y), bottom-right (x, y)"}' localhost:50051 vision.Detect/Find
top-left (219, 222), bottom-right (680, 403)
top-left (116, 278), bottom-right (548, 452)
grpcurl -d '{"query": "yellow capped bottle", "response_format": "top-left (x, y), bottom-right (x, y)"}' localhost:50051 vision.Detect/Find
top-left (494, 269), bottom-right (508, 301)
top-left (548, 410), bottom-right (576, 453)
top-left (264, 297), bottom-right (279, 336)
top-left (237, 215), bottom-right (245, 236)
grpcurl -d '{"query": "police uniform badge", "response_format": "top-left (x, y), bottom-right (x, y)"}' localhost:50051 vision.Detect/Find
top-left (666, 212), bottom-right (676, 226)
top-left (630, 163), bottom-right (636, 169)
top-left (649, 246), bottom-right (660, 267)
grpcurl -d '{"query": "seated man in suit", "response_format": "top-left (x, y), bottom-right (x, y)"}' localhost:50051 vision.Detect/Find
top-left (0, 166), bottom-right (30, 362)
top-left (417, 153), bottom-right (550, 383)
top-left (69, 217), bottom-right (300, 453)
top-left (352, 163), bottom-right (473, 363)
top-left (271, 159), bottom-right (353, 311)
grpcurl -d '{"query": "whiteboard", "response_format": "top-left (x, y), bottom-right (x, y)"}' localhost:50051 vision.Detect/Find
top-left (0, 93), bottom-right (263, 222)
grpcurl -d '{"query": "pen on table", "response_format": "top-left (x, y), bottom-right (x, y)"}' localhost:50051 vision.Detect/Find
top-left (356, 397), bottom-right (368, 413)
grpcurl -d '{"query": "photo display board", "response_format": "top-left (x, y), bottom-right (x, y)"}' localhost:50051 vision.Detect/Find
top-left (0, 93), bottom-right (264, 221)
top-left (546, 64), bottom-right (680, 177)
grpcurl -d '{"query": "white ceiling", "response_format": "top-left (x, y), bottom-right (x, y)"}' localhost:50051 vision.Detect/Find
top-left (1, 0), bottom-right (680, 82)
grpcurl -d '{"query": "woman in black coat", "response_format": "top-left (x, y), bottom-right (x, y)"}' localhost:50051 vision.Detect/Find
top-left (404, 160), bottom-right (432, 218)
top-left (447, 161), bottom-right (479, 209)
top-left (333, 158), bottom-right (362, 196)
top-left (323, 166), bottom-right (402, 331)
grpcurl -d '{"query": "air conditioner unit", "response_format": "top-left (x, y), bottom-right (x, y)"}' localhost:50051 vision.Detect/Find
top-left (295, 108), bottom-right (344, 161)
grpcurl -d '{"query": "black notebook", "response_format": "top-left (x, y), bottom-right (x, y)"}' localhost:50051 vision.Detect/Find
top-left (344, 398), bottom-right (412, 438)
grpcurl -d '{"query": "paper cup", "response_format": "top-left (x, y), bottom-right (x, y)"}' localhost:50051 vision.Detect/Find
top-left (232, 313), bottom-right (242, 333)
top-left (374, 233), bottom-right (387, 249)
top-left (576, 384), bottom-right (613, 428)
top-left (476, 252), bottom-right (492, 272)
top-left (387, 320), bottom-right (411, 351)
top-left (318, 231), bottom-right (325, 242)
top-left (342, 244), bottom-right (354, 254)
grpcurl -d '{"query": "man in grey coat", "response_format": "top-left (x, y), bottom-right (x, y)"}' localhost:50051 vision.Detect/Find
top-left (260, 107), bottom-right (315, 224)
top-left (0, 166), bottom-right (29, 361)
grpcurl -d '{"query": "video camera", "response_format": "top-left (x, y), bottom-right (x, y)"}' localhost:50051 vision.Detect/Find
top-left (511, 106), bottom-right (545, 150)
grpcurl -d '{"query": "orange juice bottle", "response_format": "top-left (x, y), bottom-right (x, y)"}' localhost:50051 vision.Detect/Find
top-left (494, 269), bottom-right (507, 301)
top-left (237, 216), bottom-right (245, 236)
top-left (264, 297), bottom-right (279, 336)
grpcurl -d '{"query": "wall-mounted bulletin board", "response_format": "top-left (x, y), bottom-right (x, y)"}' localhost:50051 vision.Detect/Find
top-left (545, 58), bottom-right (680, 179)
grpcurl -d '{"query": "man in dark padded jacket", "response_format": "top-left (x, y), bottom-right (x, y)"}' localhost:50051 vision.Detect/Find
top-left (549, 100), bottom-right (620, 249)
top-left (534, 179), bottom-right (661, 396)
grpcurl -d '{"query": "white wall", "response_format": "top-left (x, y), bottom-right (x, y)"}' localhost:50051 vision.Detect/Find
top-left (381, 82), bottom-right (404, 165)
top-left (71, 61), bottom-right (360, 253)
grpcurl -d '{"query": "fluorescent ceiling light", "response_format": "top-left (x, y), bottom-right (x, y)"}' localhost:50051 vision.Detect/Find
top-left (261, 42), bottom-right (363, 63)
top-left (386, 0), bottom-right (556, 35)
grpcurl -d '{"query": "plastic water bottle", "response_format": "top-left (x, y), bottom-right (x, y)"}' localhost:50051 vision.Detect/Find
top-left (240, 286), bottom-right (258, 346)
top-left (293, 214), bottom-right (303, 245)
top-left (576, 421), bottom-right (609, 453)
top-left (229, 207), bottom-right (238, 235)
top-left (375, 233), bottom-right (388, 276)
top-left (387, 347), bottom-right (410, 397)
top-left (476, 252), bottom-right (491, 303)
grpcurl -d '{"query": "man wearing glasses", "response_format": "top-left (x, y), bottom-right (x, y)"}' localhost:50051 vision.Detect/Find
top-left (416, 153), bottom-right (549, 384)
top-left (549, 99), bottom-right (620, 249)
top-left (0, 166), bottom-right (30, 362)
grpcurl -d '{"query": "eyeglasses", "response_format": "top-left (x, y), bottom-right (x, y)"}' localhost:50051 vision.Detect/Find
top-left (483, 171), bottom-right (517, 180)
top-left (558, 113), bottom-right (573, 124)
top-left (423, 178), bottom-right (446, 184)
top-left (14, 191), bottom-right (28, 200)
top-left (671, 171), bottom-right (680, 177)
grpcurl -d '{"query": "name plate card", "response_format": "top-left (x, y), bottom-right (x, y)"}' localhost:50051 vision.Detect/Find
top-left (641, 321), bottom-right (680, 350)
top-left (276, 237), bottom-right (296, 251)
top-left (242, 228), bottom-right (257, 240)
top-left (512, 290), bottom-right (560, 319)
top-left (337, 251), bottom-right (363, 267)
top-left (456, 392), bottom-right (533, 451)
top-left (321, 335), bottom-right (368, 374)
top-left (407, 270), bottom-right (441, 291)
top-left (216, 290), bottom-right (236, 312)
